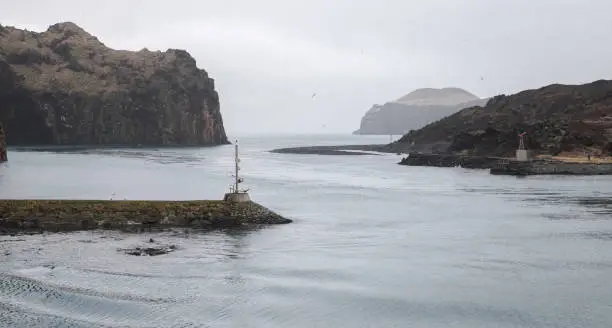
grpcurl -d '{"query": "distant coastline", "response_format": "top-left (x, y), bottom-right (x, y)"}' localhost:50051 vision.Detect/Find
top-left (270, 145), bottom-right (612, 176)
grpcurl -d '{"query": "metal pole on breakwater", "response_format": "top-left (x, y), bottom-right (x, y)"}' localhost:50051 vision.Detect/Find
top-left (234, 140), bottom-right (240, 193)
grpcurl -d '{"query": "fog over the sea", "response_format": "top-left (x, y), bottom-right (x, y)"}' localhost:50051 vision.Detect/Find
top-left (3, 0), bottom-right (612, 134)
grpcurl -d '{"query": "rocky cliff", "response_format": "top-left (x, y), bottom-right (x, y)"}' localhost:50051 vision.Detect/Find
top-left (390, 80), bottom-right (612, 157)
top-left (0, 22), bottom-right (228, 146)
top-left (0, 122), bottom-right (6, 161)
top-left (354, 88), bottom-right (487, 135)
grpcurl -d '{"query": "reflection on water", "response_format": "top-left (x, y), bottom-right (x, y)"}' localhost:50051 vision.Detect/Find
top-left (461, 184), bottom-right (612, 218)
top-left (1, 135), bottom-right (612, 327)
top-left (0, 229), bottom-right (259, 327)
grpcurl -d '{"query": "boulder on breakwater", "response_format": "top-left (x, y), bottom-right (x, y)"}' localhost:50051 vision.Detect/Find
top-left (0, 199), bottom-right (291, 235)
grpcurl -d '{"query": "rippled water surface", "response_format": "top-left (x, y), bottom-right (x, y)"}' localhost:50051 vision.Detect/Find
top-left (1, 134), bottom-right (611, 327)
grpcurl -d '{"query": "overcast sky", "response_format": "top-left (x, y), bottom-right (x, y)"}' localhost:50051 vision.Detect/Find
top-left (2, 0), bottom-right (612, 134)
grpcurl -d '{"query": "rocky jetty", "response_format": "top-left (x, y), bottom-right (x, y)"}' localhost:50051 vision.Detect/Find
top-left (0, 122), bottom-right (6, 161)
top-left (491, 159), bottom-right (612, 176)
top-left (354, 88), bottom-right (487, 135)
top-left (391, 80), bottom-right (612, 157)
top-left (0, 22), bottom-right (228, 146)
top-left (0, 199), bottom-right (291, 235)
top-left (399, 152), bottom-right (503, 169)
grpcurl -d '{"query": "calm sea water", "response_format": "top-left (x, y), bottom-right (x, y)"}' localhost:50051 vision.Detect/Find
top-left (0, 134), bottom-right (611, 328)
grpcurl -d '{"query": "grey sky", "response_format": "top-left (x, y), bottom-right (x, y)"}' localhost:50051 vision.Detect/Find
top-left (3, 0), bottom-right (612, 134)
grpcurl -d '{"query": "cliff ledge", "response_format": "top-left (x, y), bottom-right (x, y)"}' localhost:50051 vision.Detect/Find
top-left (0, 122), bottom-right (6, 161)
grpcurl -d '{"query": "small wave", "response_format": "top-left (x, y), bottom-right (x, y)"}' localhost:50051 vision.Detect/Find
top-left (77, 267), bottom-right (215, 282)
top-left (0, 272), bottom-right (196, 327)
top-left (0, 272), bottom-right (180, 304)
top-left (0, 301), bottom-right (111, 328)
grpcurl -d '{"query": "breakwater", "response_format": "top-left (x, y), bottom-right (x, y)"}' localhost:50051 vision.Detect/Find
top-left (399, 152), bottom-right (503, 169)
top-left (490, 160), bottom-right (612, 175)
top-left (0, 198), bottom-right (291, 235)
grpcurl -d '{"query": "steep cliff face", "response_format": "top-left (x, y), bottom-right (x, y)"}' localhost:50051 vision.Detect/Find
top-left (391, 80), bottom-right (612, 157)
top-left (0, 122), bottom-right (6, 161)
top-left (354, 88), bottom-right (487, 135)
top-left (0, 22), bottom-right (228, 146)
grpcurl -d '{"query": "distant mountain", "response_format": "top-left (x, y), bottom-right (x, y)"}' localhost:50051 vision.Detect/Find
top-left (353, 87), bottom-right (487, 135)
top-left (389, 79), bottom-right (612, 157)
top-left (395, 87), bottom-right (481, 106)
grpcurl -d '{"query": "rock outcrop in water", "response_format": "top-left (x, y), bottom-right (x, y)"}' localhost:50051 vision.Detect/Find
top-left (0, 22), bottom-right (228, 146)
top-left (354, 88), bottom-right (487, 135)
top-left (388, 80), bottom-right (612, 157)
top-left (0, 122), bottom-right (6, 161)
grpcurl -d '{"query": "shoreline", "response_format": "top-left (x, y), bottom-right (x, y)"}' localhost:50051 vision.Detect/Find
top-left (400, 153), bottom-right (612, 175)
top-left (270, 144), bottom-right (612, 176)
top-left (0, 199), bottom-right (291, 235)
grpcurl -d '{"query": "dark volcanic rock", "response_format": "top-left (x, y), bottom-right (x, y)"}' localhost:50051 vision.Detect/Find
top-left (399, 152), bottom-right (503, 169)
top-left (490, 160), bottom-right (612, 176)
top-left (270, 145), bottom-right (382, 155)
top-left (121, 244), bottom-right (177, 256)
top-left (391, 80), bottom-right (612, 157)
top-left (0, 22), bottom-right (228, 146)
top-left (0, 122), bottom-right (6, 161)
top-left (354, 88), bottom-right (487, 135)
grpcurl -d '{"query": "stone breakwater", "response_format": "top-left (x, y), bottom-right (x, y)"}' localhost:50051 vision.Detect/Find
top-left (399, 153), bottom-right (503, 169)
top-left (0, 199), bottom-right (291, 235)
top-left (490, 160), bottom-right (612, 175)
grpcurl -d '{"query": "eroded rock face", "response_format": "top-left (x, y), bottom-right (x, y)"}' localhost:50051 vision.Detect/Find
top-left (0, 22), bottom-right (228, 146)
top-left (0, 122), bottom-right (6, 161)
top-left (393, 80), bottom-right (612, 157)
top-left (354, 88), bottom-right (487, 135)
